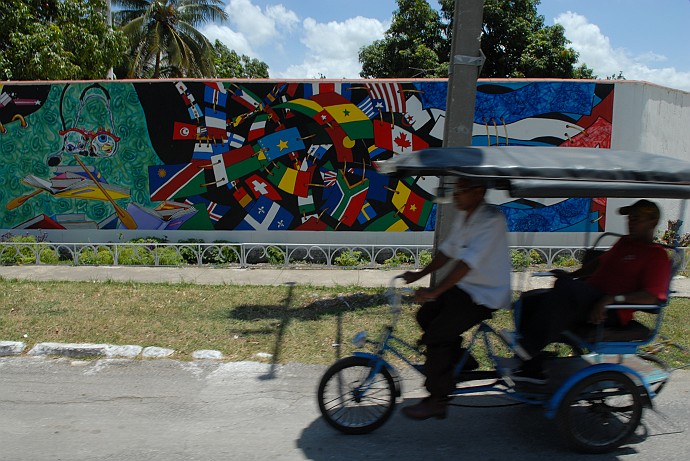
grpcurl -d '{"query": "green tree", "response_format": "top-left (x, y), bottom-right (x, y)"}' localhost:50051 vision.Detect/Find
top-left (113, 0), bottom-right (227, 78)
top-left (359, 0), bottom-right (446, 78)
top-left (0, 0), bottom-right (127, 80)
top-left (359, 0), bottom-right (593, 79)
top-left (212, 40), bottom-right (269, 78)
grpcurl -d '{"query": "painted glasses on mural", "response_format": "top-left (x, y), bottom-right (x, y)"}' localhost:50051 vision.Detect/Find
top-left (0, 80), bottom-right (612, 232)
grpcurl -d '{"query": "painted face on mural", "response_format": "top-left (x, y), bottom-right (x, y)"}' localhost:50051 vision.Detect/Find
top-left (56, 127), bottom-right (120, 159)
top-left (47, 84), bottom-right (120, 167)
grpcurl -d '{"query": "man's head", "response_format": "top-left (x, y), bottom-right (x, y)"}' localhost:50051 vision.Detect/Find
top-left (619, 199), bottom-right (660, 240)
top-left (453, 178), bottom-right (487, 213)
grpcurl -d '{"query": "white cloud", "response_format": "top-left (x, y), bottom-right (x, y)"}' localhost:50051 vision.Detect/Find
top-left (556, 12), bottom-right (690, 91)
top-left (200, 0), bottom-right (300, 68)
top-left (278, 16), bottom-right (388, 79)
top-left (202, 24), bottom-right (256, 57)
top-left (225, 0), bottom-right (299, 46)
top-left (265, 4), bottom-right (300, 32)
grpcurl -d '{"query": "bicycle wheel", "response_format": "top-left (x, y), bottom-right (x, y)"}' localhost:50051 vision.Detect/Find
top-left (317, 356), bottom-right (397, 435)
top-left (557, 371), bottom-right (643, 453)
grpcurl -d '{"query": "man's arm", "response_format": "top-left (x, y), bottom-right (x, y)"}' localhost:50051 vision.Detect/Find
top-left (400, 252), bottom-right (450, 284)
top-left (414, 260), bottom-right (470, 303)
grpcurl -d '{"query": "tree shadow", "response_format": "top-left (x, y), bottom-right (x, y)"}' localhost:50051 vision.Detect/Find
top-left (224, 284), bottom-right (391, 380)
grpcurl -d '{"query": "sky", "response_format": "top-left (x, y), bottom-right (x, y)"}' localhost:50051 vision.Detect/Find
top-left (201, 0), bottom-right (690, 91)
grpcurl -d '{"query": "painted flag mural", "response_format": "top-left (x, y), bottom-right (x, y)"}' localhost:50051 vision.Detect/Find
top-left (1, 79), bottom-right (615, 233)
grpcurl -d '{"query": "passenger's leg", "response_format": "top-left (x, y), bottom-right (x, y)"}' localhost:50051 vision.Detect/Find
top-left (515, 278), bottom-right (603, 383)
top-left (521, 277), bottom-right (602, 356)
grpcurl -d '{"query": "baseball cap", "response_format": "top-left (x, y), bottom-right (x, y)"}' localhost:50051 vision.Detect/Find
top-left (618, 199), bottom-right (660, 220)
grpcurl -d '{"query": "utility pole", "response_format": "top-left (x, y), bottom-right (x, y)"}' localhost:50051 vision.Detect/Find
top-left (431, 0), bottom-right (485, 286)
top-left (106, 0), bottom-right (115, 80)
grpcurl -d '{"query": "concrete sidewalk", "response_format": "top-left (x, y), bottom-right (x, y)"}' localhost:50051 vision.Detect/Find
top-left (1, 265), bottom-right (690, 296)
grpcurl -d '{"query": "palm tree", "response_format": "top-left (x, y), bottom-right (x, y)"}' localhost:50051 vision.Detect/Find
top-left (113, 0), bottom-right (227, 78)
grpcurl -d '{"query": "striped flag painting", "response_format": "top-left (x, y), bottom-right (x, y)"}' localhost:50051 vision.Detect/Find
top-left (366, 82), bottom-right (406, 113)
top-left (148, 161), bottom-right (209, 201)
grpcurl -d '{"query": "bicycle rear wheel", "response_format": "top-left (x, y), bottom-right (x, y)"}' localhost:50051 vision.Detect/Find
top-left (317, 356), bottom-right (397, 435)
top-left (557, 371), bottom-right (642, 453)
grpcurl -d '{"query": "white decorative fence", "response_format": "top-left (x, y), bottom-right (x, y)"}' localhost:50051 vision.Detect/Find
top-left (2, 241), bottom-right (688, 271)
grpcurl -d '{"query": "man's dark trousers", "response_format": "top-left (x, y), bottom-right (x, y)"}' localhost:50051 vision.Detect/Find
top-left (416, 286), bottom-right (493, 398)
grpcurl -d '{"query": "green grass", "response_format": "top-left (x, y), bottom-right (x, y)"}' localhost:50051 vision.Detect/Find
top-left (1, 278), bottom-right (688, 369)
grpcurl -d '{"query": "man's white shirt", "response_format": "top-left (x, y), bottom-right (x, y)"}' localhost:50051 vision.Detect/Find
top-left (438, 202), bottom-right (512, 309)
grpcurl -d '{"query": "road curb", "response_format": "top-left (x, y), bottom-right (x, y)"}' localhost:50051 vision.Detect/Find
top-left (3, 341), bottom-right (224, 360)
top-left (0, 341), bottom-right (25, 356)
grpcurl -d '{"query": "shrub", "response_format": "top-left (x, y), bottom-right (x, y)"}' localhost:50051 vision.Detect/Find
top-left (202, 240), bottom-right (240, 265)
top-left (554, 254), bottom-right (579, 267)
top-left (157, 247), bottom-right (184, 265)
top-left (178, 238), bottom-right (205, 264)
top-left (528, 249), bottom-right (545, 264)
top-left (118, 246), bottom-right (155, 265)
top-left (334, 250), bottom-right (367, 267)
top-left (38, 248), bottom-right (60, 264)
top-left (0, 235), bottom-right (39, 265)
top-left (383, 252), bottom-right (414, 266)
top-left (78, 247), bottom-right (115, 265)
top-left (127, 236), bottom-right (169, 244)
top-left (419, 250), bottom-right (432, 267)
top-left (0, 245), bottom-right (19, 265)
top-left (266, 246), bottom-right (285, 265)
top-left (510, 250), bottom-right (531, 271)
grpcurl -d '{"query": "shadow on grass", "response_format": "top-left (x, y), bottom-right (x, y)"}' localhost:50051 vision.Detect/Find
top-left (225, 284), bottom-right (390, 380)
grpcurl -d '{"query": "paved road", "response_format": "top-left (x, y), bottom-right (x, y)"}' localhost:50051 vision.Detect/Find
top-left (1, 356), bottom-right (688, 461)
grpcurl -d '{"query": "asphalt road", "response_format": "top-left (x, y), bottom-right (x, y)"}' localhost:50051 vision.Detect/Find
top-left (1, 356), bottom-right (688, 461)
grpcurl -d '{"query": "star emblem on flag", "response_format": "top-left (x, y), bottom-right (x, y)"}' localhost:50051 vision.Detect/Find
top-left (277, 139), bottom-right (289, 151)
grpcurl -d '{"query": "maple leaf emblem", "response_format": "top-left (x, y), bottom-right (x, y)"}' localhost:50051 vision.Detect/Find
top-left (394, 132), bottom-right (411, 150)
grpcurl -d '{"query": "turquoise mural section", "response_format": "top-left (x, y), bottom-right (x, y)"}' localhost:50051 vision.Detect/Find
top-left (0, 80), bottom-right (614, 233)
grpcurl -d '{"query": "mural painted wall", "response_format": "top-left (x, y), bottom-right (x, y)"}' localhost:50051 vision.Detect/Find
top-left (0, 79), bottom-right (613, 233)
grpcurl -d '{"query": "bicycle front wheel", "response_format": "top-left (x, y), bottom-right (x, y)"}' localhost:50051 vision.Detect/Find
top-left (317, 356), bottom-right (397, 435)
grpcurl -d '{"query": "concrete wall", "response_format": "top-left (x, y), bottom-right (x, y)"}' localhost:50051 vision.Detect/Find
top-left (607, 81), bottom-right (690, 236)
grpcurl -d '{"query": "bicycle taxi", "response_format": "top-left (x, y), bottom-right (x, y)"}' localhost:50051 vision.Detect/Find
top-left (316, 146), bottom-right (690, 453)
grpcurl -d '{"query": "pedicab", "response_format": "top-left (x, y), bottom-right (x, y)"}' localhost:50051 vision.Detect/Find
top-left (316, 146), bottom-right (690, 453)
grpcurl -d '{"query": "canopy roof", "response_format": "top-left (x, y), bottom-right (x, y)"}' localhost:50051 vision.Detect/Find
top-left (374, 147), bottom-right (690, 198)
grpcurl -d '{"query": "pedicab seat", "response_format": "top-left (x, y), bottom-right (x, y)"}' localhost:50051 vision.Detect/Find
top-left (572, 319), bottom-right (653, 343)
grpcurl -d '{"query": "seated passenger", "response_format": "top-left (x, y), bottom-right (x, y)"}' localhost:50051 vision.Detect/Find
top-left (515, 200), bottom-right (671, 384)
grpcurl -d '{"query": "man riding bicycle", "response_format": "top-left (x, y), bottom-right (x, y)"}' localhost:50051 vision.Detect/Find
top-left (400, 179), bottom-right (512, 419)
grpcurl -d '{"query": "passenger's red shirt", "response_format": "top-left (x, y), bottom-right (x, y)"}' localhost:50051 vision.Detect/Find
top-left (587, 236), bottom-right (671, 325)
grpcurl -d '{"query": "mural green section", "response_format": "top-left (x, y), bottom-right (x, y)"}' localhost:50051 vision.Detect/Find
top-left (0, 82), bottom-right (160, 229)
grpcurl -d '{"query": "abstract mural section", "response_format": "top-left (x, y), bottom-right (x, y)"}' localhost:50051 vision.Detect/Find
top-left (0, 80), bottom-right (614, 233)
top-left (472, 81), bottom-right (614, 232)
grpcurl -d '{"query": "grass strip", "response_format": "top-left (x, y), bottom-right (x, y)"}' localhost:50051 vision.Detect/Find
top-left (1, 279), bottom-right (688, 368)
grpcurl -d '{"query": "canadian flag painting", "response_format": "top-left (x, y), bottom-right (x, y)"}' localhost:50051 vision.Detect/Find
top-left (373, 120), bottom-right (428, 155)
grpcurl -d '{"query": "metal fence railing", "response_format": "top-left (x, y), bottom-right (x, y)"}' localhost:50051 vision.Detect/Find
top-left (2, 241), bottom-right (688, 271)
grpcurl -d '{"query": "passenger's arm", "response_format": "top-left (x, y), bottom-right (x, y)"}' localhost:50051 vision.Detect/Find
top-left (589, 291), bottom-right (662, 324)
